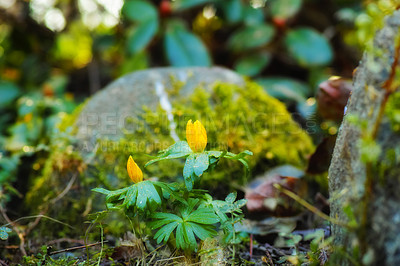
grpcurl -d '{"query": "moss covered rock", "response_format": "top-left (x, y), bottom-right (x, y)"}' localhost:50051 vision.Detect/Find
top-left (27, 67), bottom-right (314, 238)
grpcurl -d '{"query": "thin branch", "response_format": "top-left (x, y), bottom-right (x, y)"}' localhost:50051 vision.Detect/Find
top-left (0, 204), bottom-right (26, 256)
top-left (273, 184), bottom-right (351, 229)
top-left (48, 241), bottom-right (108, 256)
top-left (46, 238), bottom-right (85, 246)
top-left (51, 173), bottom-right (77, 204)
top-left (1, 214), bottom-right (74, 229)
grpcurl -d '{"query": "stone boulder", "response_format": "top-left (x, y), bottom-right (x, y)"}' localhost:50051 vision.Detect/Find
top-left (329, 11), bottom-right (400, 265)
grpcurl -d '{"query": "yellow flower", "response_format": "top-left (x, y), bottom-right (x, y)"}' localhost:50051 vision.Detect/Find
top-left (127, 155), bottom-right (143, 183)
top-left (186, 120), bottom-right (207, 152)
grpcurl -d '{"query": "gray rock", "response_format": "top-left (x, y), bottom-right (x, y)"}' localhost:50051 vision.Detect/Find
top-left (329, 11), bottom-right (400, 265)
top-left (74, 67), bottom-right (245, 155)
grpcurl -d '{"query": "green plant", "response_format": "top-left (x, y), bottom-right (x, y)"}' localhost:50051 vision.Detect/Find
top-left (0, 225), bottom-right (11, 240)
top-left (93, 119), bottom-right (252, 262)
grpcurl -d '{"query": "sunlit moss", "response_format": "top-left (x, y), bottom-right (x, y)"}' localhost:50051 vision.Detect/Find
top-left (54, 22), bottom-right (93, 68)
top-left (386, 91), bottom-right (400, 132)
top-left (26, 79), bottom-right (314, 239)
top-left (171, 81), bottom-right (314, 181)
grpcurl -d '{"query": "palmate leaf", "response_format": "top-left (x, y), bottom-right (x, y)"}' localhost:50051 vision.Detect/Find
top-left (175, 223), bottom-right (186, 250)
top-left (152, 181), bottom-right (186, 204)
top-left (187, 208), bottom-right (219, 224)
top-left (151, 199), bottom-right (219, 251)
top-left (180, 198), bottom-right (199, 217)
top-left (150, 213), bottom-right (181, 229)
top-left (187, 222), bottom-right (216, 240)
top-left (93, 181), bottom-right (179, 212)
top-left (154, 221), bottom-right (180, 244)
top-left (92, 187), bottom-right (130, 209)
top-left (136, 181), bottom-right (161, 209)
top-left (145, 141), bottom-right (192, 167)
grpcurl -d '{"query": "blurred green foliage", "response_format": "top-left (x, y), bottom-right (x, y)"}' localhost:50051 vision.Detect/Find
top-left (1, 0), bottom-right (399, 260)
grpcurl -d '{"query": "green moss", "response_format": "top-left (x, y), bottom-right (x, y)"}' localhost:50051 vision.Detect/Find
top-left (57, 99), bottom-right (88, 133)
top-left (172, 81), bottom-right (314, 181)
top-left (167, 74), bottom-right (186, 96)
top-left (386, 91), bottom-right (400, 132)
top-left (24, 101), bottom-right (93, 239)
top-left (25, 79), bottom-right (314, 240)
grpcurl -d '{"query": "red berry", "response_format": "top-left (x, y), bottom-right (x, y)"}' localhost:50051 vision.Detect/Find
top-left (160, 0), bottom-right (172, 17)
top-left (272, 17), bottom-right (286, 28)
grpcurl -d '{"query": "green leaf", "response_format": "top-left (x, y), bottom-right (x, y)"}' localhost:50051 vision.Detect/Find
top-left (92, 187), bottom-right (129, 210)
top-left (256, 77), bottom-right (310, 102)
top-left (126, 19), bottom-right (158, 54)
top-left (152, 199), bottom-right (219, 251)
top-left (152, 181), bottom-right (186, 204)
top-left (104, 187), bottom-right (129, 202)
top-left (136, 181), bottom-right (162, 210)
top-left (175, 223), bottom-right (186, 250)
top-left (228, 24), bottom-right (275, 52)
top-left (5, 123), bottom-right (28, 151)
top-left (180, 198), bottom-right (199, 218)
top-left (154, 221), bottom-right (179, 243)
top-left (207, 151), bottom-right (224, 157)
top-left (193, 153), bottom-right (209, 177)
top-left (92, 187), bottom-right (111, 195)
top-left (222, 150), bottom-right (252, 176)
top-left (221, 0), bottom-right (243, 23)
top-left (284, 28), bottom-right (333, 67)
top-left (152, 212), bottom-right (182, 221)
top-left (145, 141), bottom-right (192, 167)
top-left (224, 150), bottom-right (253, 160)
top-left (269, 0), bottom-right (303, 19)
top-left (172, 0), bottom-right (213, 11)
top-left (184, 223), bottom-right (197, 251)
top-left (187, 222), bottom-right (216, 240)
top-left (123, 0), bottom-right (158, 23)
top-left (242, 5), bottom-right (265, 25)
top-left (164, 20), bottom-right (212, 67)
top-left (187, 208), bottom-right (219, 224)
top-left (124, 186), bottom-right (138, 207)
top-left (225, 192), bottom-right (237, 203)
top-left (0, 81), bottom-right (19, 106)
top-left (0, 226), bottom-right (12, 240)
top-left (151, 215), bottom-right (181, 230)
top-left (234, 52), bottom-right (271, 77)
top-left (183, 154), bottom-right (196, 191)
top-left (296, 99), bottom-right (317, 119)
top-left (95, 181), bottom-right (169, 212)
top-left (94, 186), bottom-right (130, 210)
top-left (235, 199), bottom-right (247, 209)
top-left (86, 211), bottom-right (108, 223)
top-left (166, 141), bottom-right (193, 154)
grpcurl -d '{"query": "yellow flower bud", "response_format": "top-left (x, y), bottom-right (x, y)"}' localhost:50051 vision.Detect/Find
top-left (186, 120), bottom-right (207, 153)
top-left (127, 156), bottom-right (143, 183)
